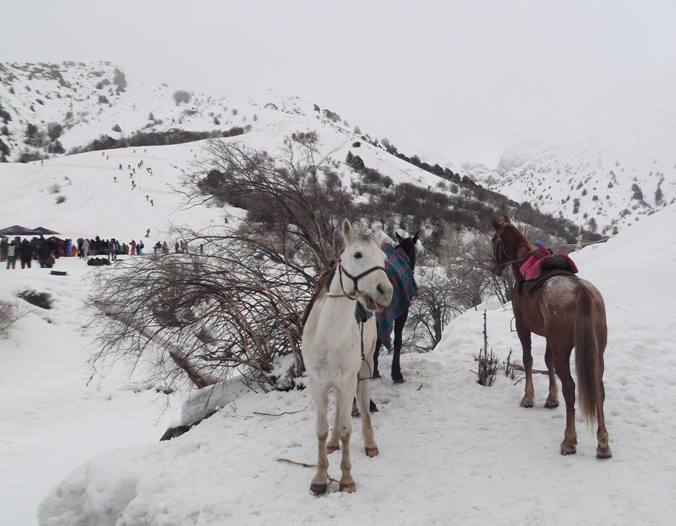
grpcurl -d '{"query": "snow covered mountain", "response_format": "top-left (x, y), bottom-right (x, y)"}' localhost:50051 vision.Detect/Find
top-left (36, 202), bottom-right (676, 525)
top-left (483, 124), bottom-right (676, 235)
top-left (0, 61), bottom-right (326, 163)
top-left (0, 62), bottom-right (587, 248)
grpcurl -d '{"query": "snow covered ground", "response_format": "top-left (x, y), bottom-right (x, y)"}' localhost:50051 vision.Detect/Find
top-left (35, 205), bottom-right (676, 525)
top-left (0, 258), bottom-right (179, 526)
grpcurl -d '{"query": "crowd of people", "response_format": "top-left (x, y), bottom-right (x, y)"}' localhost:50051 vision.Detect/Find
top-left (1, 234), bottom-right (204, 270)
top-left (1, 236), bottom-right (59, 269)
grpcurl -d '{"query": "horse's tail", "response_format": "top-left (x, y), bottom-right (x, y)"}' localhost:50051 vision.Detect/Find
top-left (574, 286), bottom-right (601, 423)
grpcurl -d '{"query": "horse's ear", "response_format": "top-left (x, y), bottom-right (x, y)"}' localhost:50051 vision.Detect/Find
top-left (395, 232), bottom-right (403, 243)
top-left (491, 219), bottom-right (501, 231)
top-left (412, 231), bottom-right (419, 243)
top-left (341, 218), bottom-right (354, 244)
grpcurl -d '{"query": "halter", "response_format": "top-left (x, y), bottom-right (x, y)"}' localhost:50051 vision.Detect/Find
top-left (337, 263), bottom-right (387, 300)
top-left (493, 225), bottom-right (533, 270)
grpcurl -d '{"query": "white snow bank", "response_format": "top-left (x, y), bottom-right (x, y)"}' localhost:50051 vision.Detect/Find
top-left (0, 258), bottom-right (178, 526)
top-left (38, 205), bottom-right (676, 525)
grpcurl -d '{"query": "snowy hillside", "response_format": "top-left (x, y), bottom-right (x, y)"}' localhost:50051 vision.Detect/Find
top-left (36, 205), bottom-right (676, 525)
top-left (0, 62), bottom-right (351, 163)
top-left (488, 123), bottom-right (676, 235)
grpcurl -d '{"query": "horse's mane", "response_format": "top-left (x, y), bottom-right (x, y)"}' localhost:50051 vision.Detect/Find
top-left (502, 222), bottom-right (536, 253)
top-left (300, 261), bottom-right (338, 327)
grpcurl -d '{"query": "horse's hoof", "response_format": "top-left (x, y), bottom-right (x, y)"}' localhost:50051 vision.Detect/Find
top-left (310, 481), bottom-right (328, 495)
top-left (560, 443), bottom-right (577, 456)
top-left (351, 407), bottom-right (360, 418)
top-left (544, 399), bottom-right (559, 409)
top-left (596, 446), bottom-right (612, 459)
top-left (520, 398), bottom-right (534, 408)
top-left (365, 446), bottom-right (379, 457)
top-left (372, 370), bottom-right (381, 379)
top-left (327, 444), bottom-right (339, 454)
top-left (392, 376), bottom-right (405, 384)
top-left (339, 481), bottom-right (356, 493)
top-left (369, 400), bottom-right (379, 413)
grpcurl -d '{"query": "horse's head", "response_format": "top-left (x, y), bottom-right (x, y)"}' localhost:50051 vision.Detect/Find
top-left (395, 231), bottom-right (419, 270)
top-left (490, 217), bottom-right (533, 276)
top-left (339, 219), bottom-right (393, 313)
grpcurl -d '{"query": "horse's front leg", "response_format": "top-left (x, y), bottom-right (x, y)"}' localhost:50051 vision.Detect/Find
top-left (336, 379), bottom-right (358, 492)
top-left (327, 396), bottom-right (341, 453)
top-left (309, 384), bottom-right (330, 495)
top-left (391, 311), bottom-right (408, 384)
top-left (516, 318), bottom-right (535, 408)
top-left (357, 356), bottom-right (379, 457)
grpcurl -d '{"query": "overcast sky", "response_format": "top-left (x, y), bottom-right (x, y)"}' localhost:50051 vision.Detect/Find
top-left (4, 0), bottom-right (676, 165)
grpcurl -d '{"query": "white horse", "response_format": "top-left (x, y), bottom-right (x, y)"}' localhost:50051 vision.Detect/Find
top-left (302, 219), bottom-right (394, 495)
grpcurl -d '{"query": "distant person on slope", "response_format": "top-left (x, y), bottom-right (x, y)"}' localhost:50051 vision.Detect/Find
top-left (38, 236), bottom-right (51, 268)
top-left (0, 237), bottom-right (8, 262)
top-left (20, 238), bottom-right (32, 269)
top-left (6, 240), bottom-right (17, 269)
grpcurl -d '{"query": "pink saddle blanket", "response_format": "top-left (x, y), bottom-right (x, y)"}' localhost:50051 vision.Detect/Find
top-left (519, 248), bottom-right (578, 281)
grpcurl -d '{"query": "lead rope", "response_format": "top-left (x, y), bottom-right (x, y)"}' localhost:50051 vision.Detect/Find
top-left (357, 319), bottom-right (373, 382)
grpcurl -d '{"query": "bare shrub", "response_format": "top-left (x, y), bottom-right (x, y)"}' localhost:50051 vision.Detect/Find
top-left (406, 266), bottom-right (461, 350)
top-left (0, 301), bottom-right (21, 335)
top-left (473, 310), bottom-right (498, 386)
top-left (173, 90), bottom-right (192, 105)
top-left (93, 137), bottom-right (355, 391)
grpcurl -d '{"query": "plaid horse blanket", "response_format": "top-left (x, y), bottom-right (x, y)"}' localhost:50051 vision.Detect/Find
top-left (376, 242), bottom-right (418, 350)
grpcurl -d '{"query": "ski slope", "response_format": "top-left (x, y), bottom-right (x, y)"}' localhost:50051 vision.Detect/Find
top-left (36, 204), bottom-right (676, 526)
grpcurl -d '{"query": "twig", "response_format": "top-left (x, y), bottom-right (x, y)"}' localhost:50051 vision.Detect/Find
top-left (253, 408), bottom-right (307, 417)
top-left (277, 457), bottom-right (316, 468)
top-left (509, 363), bottom-right (549, 375)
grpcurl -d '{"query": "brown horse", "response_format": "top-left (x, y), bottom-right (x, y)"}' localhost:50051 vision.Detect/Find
top-left (490, 217), bottom-right (612, 459)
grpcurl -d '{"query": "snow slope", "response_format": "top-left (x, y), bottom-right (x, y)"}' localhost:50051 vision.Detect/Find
top-left (0, 143), bottom-right (226, 242)
top-left (489, 121), bottom-right (676, 234)
top-left (0, 258), bottom-right (178, 526)
top-left (37, 204), bottom-right (676, 525)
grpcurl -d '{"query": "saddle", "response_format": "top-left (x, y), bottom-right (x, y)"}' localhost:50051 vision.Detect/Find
top-left (521, 256), bottom-right (578, 296)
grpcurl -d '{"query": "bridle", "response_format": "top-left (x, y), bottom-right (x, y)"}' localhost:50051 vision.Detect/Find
top-left (493, 225), bottom-right (533, 270)
top-left (332, 262), bottom-right (387, 301)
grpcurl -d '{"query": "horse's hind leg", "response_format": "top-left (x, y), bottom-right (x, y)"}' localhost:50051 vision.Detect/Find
top-left (555, 349), bottom-right (578, 455)
top-left (391, 311), bottom-right (408, 384)
top-left (336, 381), bottom-right (358, 492)
top-left (516, 322), bottom-right (534, 407)
top-left (309, 384), bottom-right (330, 494)
top-left (357, 360), bottom-right (379, 457)
top-left (596, 354), bottom-right (612, 459)
top-left (544, 342), bottom-right (559, 408)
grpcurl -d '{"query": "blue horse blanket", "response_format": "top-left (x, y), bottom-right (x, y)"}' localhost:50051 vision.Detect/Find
top-left (376, 243), bottom-right (418, 350)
